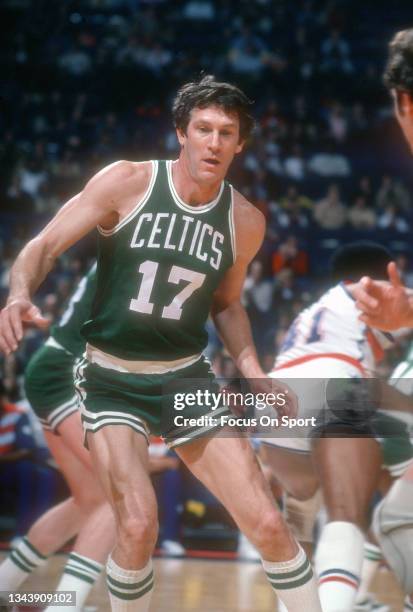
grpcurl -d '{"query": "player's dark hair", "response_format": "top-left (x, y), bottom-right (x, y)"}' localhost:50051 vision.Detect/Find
top-left (330, 241), bottom-right (392, 282)
top-left (172, 75), bottom-right (255, 142)
top-left (384, 29), bottom-right (413, 96)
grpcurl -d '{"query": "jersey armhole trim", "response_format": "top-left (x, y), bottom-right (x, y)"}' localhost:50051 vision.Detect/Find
top-left (98, 160), bottom-right (158, 236)
top-left (229, 185), bottom-right (237, 264)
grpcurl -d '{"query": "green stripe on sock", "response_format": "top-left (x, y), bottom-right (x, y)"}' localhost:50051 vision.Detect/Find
top-left (107, 570), bottom-right (154, 591)
top-left (365, 552), bottom-right (381, 561)
top-left (266, 557), bottom-right (310, 581)
top-left (69, 553), bottom-right (102, 573)
top-left (64, 568), bottom-right (95, 585)
top-left (22, 538), bottom-right (47, 560)
top-left (10, 552), bottom-right (31, 573)
top-left (13, 549), bottom-right (37, 570)
top-left (108, 580), bottom-right (154, 601)
top-left (269, 567), bottom-right (313, 590)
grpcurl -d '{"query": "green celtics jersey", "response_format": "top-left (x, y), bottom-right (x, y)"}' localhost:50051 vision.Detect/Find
top-left (83, 160), bottom-right (236, 360)
top-left (51, 263), bottom-right (97, 357)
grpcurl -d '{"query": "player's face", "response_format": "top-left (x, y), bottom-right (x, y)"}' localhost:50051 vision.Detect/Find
top-left (177, 105), bottom-right (245, 184)
top-left (393, 89), bottom-right (413, 153)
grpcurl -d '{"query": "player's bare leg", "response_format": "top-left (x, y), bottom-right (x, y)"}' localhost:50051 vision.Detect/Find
top-left (86, 425), bottom-right (157, 611)
top-left (312, 437), bottom-right (382, 612)
top-left (177, 430), bottom-right (322, 611)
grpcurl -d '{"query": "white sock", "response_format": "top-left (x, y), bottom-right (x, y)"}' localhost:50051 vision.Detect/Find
top-left (278, 599), bottom-right (288, 611)
top-left (315, 521), bottom-right (364, 612)
top-left (45, 552), bottom-right (103, 611)
top-left (0, 537), bottom-right (47, 590)
top-left (355, 542), bottom-right (382, 603)
top-left (405, 594), bottom-right (413, 611)
top-left (262, 545), bottom-right (321, 611)
top-left (106, 555), bottom-right (154, 611)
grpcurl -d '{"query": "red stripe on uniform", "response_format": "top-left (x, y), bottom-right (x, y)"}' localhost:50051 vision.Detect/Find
top-left (318, 576), bottom-right (358, 588)
top-left (272, 353), bottom-right (367, 377)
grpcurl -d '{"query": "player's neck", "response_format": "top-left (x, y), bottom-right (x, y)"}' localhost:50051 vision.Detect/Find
top-left (172, 157), bottom-right (222, 206)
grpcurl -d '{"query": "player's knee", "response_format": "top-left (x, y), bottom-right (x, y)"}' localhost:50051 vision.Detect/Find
top-left (73, 481), bottom-right (106, 512)
top-left (119, 513), bottom-right (159, 549)
top-left (286, 477), bottom-right (319, 501)
top-left (252, 508), bottom-right (287, 548)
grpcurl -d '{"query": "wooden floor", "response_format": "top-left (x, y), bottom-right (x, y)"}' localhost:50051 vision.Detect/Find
top-left (1, 553), bottom-right (405, 611)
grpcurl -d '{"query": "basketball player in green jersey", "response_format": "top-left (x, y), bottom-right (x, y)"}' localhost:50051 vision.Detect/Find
top-left (0, 76), bottom-right (321, 612)
top-left (0, 264), bottom-right (116, 612)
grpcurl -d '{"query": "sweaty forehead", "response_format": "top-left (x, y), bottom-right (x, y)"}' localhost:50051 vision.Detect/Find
top-left (189, 105), bottom-right (240, 128)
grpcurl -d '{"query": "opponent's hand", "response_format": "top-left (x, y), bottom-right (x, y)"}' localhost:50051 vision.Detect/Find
top-left (249, 375), bottom-right (298, 419)
top-left (0, 298), bottom-right (49, 355)
top-left (353, 262), bottom-right (413, 331)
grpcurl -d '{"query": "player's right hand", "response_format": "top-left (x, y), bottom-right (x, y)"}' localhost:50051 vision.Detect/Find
top-left (0, 298), bottom-right (49, 355)
top-left (354, 262), bottom-right (413, 331)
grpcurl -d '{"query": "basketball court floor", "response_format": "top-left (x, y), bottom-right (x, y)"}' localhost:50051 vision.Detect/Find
top-left (0, 553), bottom-right (404, 611)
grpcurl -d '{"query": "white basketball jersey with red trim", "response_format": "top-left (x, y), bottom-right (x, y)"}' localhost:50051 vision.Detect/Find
top-left (275, 283), bottom-right (393, 375)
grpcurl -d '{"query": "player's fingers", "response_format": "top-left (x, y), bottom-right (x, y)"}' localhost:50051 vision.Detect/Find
top-left (0, 310), bottom-right (18, 353)
top-left (24, 305), bottom-right (50, 329)
top-left (354, 279), bottom-right (379, 310)
top-left (0, 324), bottom-right (12, 355)
top-left (388, 261), bottom-right (403, 288)
top-left (9, 306), bottom-right (23, 342)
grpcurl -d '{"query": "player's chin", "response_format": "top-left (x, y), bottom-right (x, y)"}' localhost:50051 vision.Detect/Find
top-left (198, 167), bottom-right (224, 183)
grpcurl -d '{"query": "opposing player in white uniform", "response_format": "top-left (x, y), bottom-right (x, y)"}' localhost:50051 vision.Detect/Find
top-left (260, 242), bottom-right (413, 612)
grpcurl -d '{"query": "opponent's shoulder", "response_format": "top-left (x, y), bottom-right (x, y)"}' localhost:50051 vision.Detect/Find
top-left (232, 188), bottom-right (265, 258)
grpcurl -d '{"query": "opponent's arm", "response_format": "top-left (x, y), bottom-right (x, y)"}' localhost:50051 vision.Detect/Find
top-left (0, 161), bottom-right (151, 354)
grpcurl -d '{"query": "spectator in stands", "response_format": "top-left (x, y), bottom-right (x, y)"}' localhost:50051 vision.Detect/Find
top-left (313, 184), bottom-right (347, 230)
top-left (377, 204), bottom-right (410, 233)
top-left (284, 144), bottom-right (307, 181)
top-left (375, 174), bottom-right (411, 213)
top-left (327, 102), bottom-right (348, 143)
top-left (320, 29), bottom-right (353, 74)
top-left (272, 236), bottom-right (309, 277)
top-left (308, 140), bottom-right (351, 177)
top-left (348, 195), bottom-right (377, 230)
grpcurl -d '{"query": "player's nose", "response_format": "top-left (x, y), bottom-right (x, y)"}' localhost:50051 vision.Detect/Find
top-left (208, 131), bottom-right (220, 152)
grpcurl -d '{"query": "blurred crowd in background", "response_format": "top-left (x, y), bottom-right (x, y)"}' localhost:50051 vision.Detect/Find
top-left (2, 0), bottom-right (413, 394)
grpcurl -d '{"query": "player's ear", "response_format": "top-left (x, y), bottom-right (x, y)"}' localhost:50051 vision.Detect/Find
top-left (395, 90), bottom-right (413, 117)
top-left (176, 128), bottom-right (186, 147)
top-left (235, 139), bottom-right (246, 154)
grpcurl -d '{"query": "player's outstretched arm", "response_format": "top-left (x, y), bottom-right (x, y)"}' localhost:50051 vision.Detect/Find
top-left (211, 192), bottom-right (297, 418)
top-left (0, 161), bottom-right (151, 355)
top-left (353, 262), bottom-right (413, 331)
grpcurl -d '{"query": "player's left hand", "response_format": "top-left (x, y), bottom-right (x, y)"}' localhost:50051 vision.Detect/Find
top-left (249, 376), bottom-right (298, 419)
